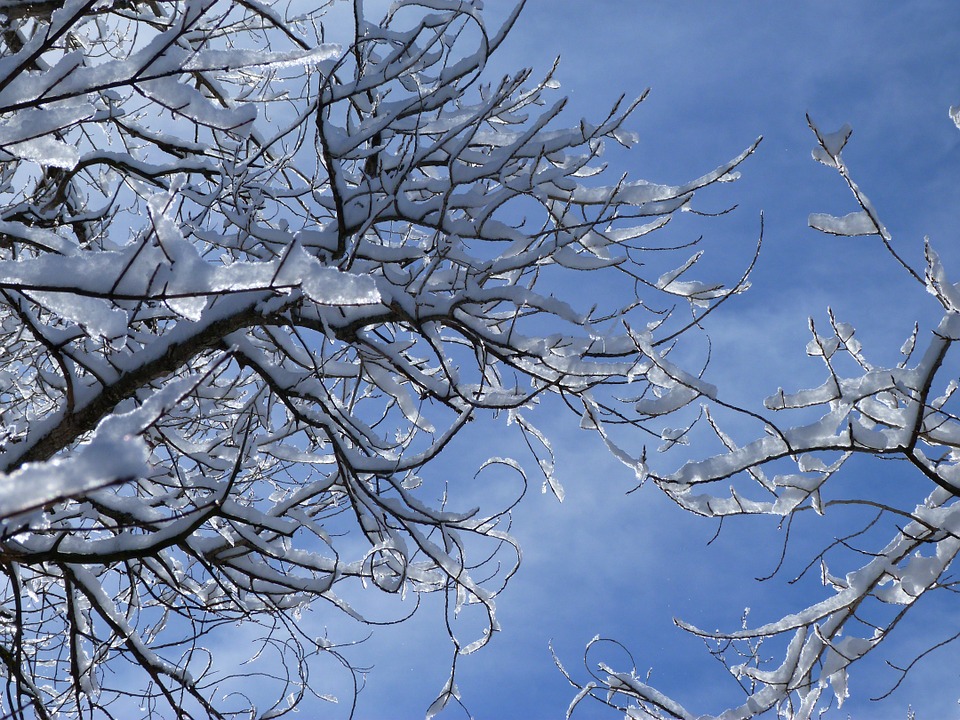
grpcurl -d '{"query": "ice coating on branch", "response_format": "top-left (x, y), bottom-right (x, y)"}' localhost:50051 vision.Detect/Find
top-left (0, 101), bottom-right (94, 168)
top-left (655, 251), bottom-right (726, 305)
top-left (182, 45), bottom-right (342, 71)
top-left (3, 136), bottom-right (80, 168)
top-left (631, 331), bottom-right (717, 416)
top-left (808, 210), bottom-right (876, 236)
top-left (924, 240), bottom-right (960, 310)
top-left (950, 103), bottom-right (960, 130)
top-left (30, 291), bottom-right (128, 339)
top-left (0, 231), bottom-right (381, 310)
top-left (141, 77), bottom-right (257, 134)
top-left (0, 221), bottom-right (75, 255)
top-left (302, 266), bottom-right (382, 305)
top-left (0, 432), bottom-right (146, 521)
top-left (809, 119), bottom-right (852, 167)
top-left (0, 374), bottom-right (206, 520)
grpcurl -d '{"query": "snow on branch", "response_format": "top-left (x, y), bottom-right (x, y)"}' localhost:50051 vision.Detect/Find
top-left (0, 0), bottom-right (757, 716)
top-left (571, 123), bottom-right (960, 720)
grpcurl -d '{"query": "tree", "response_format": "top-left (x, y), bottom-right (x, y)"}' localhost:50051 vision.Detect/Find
top-left (0, 0), bottom-right (755, 716)
top-left (561, 117), bottom-right (960, 719)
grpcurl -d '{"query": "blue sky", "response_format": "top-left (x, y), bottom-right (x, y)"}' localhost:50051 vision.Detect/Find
top-left (295, 2), bottom-right (960, 718)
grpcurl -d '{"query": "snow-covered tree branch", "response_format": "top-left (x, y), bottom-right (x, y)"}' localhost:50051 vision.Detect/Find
top-left (0, 0), bottom-right (754, 716)
top-left (567, 118), bottom-right (960, 719)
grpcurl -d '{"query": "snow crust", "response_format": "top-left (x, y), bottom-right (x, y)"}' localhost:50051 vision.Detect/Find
top-left (808, 210), bottom-right (876, 236)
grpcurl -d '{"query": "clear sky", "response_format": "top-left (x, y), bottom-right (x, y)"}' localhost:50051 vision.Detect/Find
top-left (297, 3), bottom-right (960, 718)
